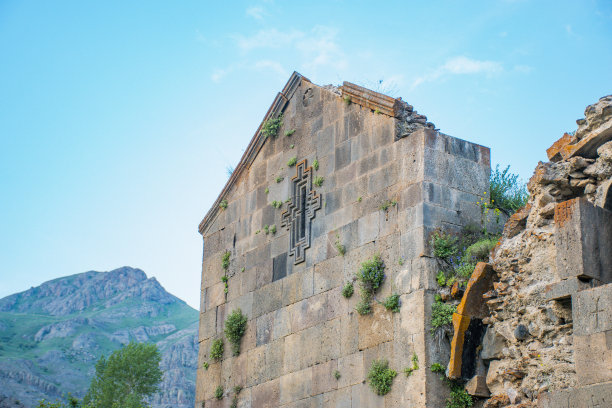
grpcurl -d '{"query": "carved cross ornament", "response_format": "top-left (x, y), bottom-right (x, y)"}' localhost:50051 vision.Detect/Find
top-left (281, 160), bottom-right (321, 264)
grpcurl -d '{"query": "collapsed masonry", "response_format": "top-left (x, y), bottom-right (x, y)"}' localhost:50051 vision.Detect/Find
top-left (447, 96), bottom-right (612, 407)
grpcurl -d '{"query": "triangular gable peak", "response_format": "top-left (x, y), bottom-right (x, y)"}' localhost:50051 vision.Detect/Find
top-left (198, 72), bottom-right (435, 235)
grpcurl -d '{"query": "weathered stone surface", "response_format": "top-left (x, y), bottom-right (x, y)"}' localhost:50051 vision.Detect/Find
top-left (544, 276), bottom-right (602, 301)
top-left (465, 375), bottom-right (490, 397)
top-left (554, 198), bottom-right (612, 283)
top-left (480, 326), bottom-right (506, 361)
top-left (547, 132), bottom-right (576, 162)
top-left (573, 283), bottom-right (612, 335)
top-left (560, 95), bottom-right (612, 160)
top-left (456, 263), bottom-right (496, 319)
top-left (537, 381), bottom-right (612, 408)
top-left (574, 331), bottom-right (612, 386)
top-left (252, 378), bottom-right (280, 408)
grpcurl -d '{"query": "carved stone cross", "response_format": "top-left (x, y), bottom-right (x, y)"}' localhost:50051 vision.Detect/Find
top-left (281, 159), bottom-right (321, 264)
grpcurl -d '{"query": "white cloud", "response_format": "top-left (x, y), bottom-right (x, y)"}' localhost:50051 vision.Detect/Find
top-left (246, 6), bottom-right (265, 20)
top-left (513, 64), bottom-right (533, 73)
top-left (411, 56), bottom-right (503, 89)
top-left (254, 60), bottom-right (288, 77)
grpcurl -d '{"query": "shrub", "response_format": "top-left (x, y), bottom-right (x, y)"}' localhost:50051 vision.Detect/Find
top-left (287, 156), bottom-right (297, 167)
top-left (431, 231), bottom-right (458, 260)
top-left (219, 199), bottom-right (228, 210)
top-left (447, 384), bottom-right (473, 408)
top-left (263, 225), bottom-right (269, 234)
top-left (271, 200), bottom-right (282, 209)
top-left (203, 361), bottom-right (209, 370)
top-left (358, 255), bottom-right (385, 292)
top-left (313, 159), bottom-right (319, 170)
top-left (431, 300), bottom-right (456, 333)
top-left (382, 293), bottom-right (400, 313)
top-left (222, 251), bottom-right (231, 270)
top-left (431, 363), bottom-right (446, 374)
top-left (343, 95), bottom-right (352, 105)
top-left (334, 370), bottom-right (341, 380)
top-left (490, 164), bottom-right (529, 215)
top-left (342, 282), bottom-right (354, 298)
top-left (262, 114), bottom-right (283, 139)
top-left (210, 339), bottom-right (224, 361)
top-left (436, 270), bottom-right (447, 287)
top-left (367, 359), bottom-right (397, 396)
top-left (275, 176), bottom-right (283, 183)
top-left (379, 200), bottom-right (397, 211)
top-left (214, 386), bottom-right (223, 400)
top-left (265, 187), bottom-right (269, 194)
top-left (455, 262), bottom-right (476, 279)
top-left (356, 297), bottom-right (372, 315)
top-left (270, 225), bottom-right (276, 235)
top-left (313, 176), bottom-right (324, 187)
top-left (465, 238), bottom-right (497, 262)
top-left (224, 309), bottom-right (248, 356)
top-left (285, 129), bottom-right (295, 137)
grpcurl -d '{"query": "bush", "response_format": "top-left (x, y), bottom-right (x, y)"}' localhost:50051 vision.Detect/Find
top-left (287, 156), bottom-right (297, 167)
top-left (436, 270), bottom-right (447, 287)
top-left (313, 159), bottom-right (319, 170)
top-left (367, 359), bottom-right (397, 396)
top-left (431, 232), bottom-right (459, 260)
top-left (382, 293), bottom-right (400, 313)
top-left (455, 262), bottom-right (476, 279)
top-left (447, 384), bottom-right (473, 408)
top-left (262, 114), bottom-right (283, 139)
top-left (431, 363), bottom-right (446, 373)
top-left (222, 251), bottom-right (231, 270)
top-left (358, 255), bottom-right (385, 292)
top-left (214, 386), bottom-right (223, 400)
top-left (219, 199), bottom-right (228, 210)
top-left (224, 309), bottom-right (248, 356)
top-left (490, 165), bottom-right (529, 215)
top-left (431, 300), bottom-right (456, 333)
top-left (313, 176), bottom-right (324, 187)
top-left (356, 297), bottom-right (372, 315)
top-left (403, 352), bottom-right (419, 376)
top-left (464, 238), bottom-right (497, 262)
top-left (210, 339), bottom-right (224, 361)
top-left (342, 282), bottom-right (354, 298)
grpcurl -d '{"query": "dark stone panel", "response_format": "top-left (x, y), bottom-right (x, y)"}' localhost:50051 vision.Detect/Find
top-left (325, 190), bottom-right (342, 215)
top-left (262, 205), bottom-right (276, 227)
top-left (460, 318), bottom-right (486, 380)
top-left (335, 141), bottom-right (352, 171)
top-left (272, 252), bottom-right (288, 282)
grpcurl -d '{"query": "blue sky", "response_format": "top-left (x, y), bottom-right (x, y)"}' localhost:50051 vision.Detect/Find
top-left (1, 0), bottom-right (610, 309)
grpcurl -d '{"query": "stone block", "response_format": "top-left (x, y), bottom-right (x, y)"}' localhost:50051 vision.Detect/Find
top-left (335, 140), bottom-right (352, 171)
top-left (546, 132), bottom-right (575, 161)
top-left (544, 276), bottom-right (602, 301)
top-left (465, 375), bottom-right (490, 397)
top-left (340, 312), bottom-right (359, 355)
top-left (537, 381), bottom-right (612, 408)
top-left (555, 198), bottom-right (612, 283)
top-left (313, 256), bottom-right (343, 295)
top-left (280, 366), bottom-right (313, 405)
top-left (289, 291), bottom-right (328, 333)
top-left (253, 280), bottom-right (283, 318)
top-left (357, 211), bottom-right (379, 246)
top-left (573, 283), bottom-right (612, 335)
top-left (338, 352), bottom-right (364, 388)
top-left (199, 309), bottom-right (217, 341)
top-left (311, 359), bottom-right (338, 396)
top-left (358, 304), bottom-right (394, 350)
top-left (282, 267), bottom-right (314, 307)
top-left (246, 338), bottom-right (284, 386)
top-left (256, 311), bottom-right (275, 347)
top-left (574, 331), bottom-right (612, 386)
top-left (206, 282), bottom-right (226, 310)
top-left (480, 326), bottom-right (506, 361)
top-left (320, 387), bottom-right (351, 408)
top-left (350, 382), bottom-right (383, 408)
top-left (251, 378), bottom-right (280, 408)
top-left (456, 263), bottom-right (496, 319)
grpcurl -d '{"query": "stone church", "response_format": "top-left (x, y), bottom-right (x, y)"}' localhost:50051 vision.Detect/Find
top-left (195, 72), bottom-right (493, 407)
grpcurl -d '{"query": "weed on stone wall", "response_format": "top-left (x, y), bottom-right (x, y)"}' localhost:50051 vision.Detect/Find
top-left (379, 199), bottom-right (397, 211)
top-left (431, 296), bottom-right (456, 334)
top-left (284, 129), bottom-right (295, 137)
top-left (210, 338), bottom-right (224, 361)
top-left (343, 95), bottom-right (352, 106)
top-left (313, 176), bottom-right (324, 187)
top-left (355, 255), bottom-right (385, 315)
top-left (222, 251), bottom-right (231, 270)
top-left (230, 385), bottom-right (242, 408)
top-left (367, 359), bottom-right (397, 395)
top-left (489, 164), bottom-right (528, 216)
top-left (334, 370), bottom-right (341, 380)
top-left (219, 199), bottom-right (228, 210)
top-left (275, 176), bottom-right (284, 183)
top-left (287, 156), bottom-right (297, 167)
top-left (403, 352), bottom-right (419, 376)
top-left (225, 309), bottom-right (248, 356)
top-left (430, 363), bottom-right (473, 408)
top-left (214, 385), bottom-right (223, 400)
top-left (271, 200), bottom-right (283, 209)
top-left (382, 293), bottom-right (400, 313)
top-left (342, 282), bottom-right (354, 298)
top-left (335, 234), bottom-right (346, 256)
top-left (262, 114), bottom-right (283, 139)
top-left (313, 159), bottom-right (319, 170)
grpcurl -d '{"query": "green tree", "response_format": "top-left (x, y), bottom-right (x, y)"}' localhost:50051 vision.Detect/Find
top-left (83, 342), bottom-right (163, 408)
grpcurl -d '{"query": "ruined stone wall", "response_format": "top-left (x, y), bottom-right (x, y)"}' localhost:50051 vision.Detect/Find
top-left (195, 76), bottom-right (491, 408)
top-left (472, 96), bottom-right (612, 407)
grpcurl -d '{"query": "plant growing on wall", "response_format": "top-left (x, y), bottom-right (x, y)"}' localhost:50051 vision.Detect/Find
top-left (431, 296), bottom-right (456, 334)
top-left (355, 255), bottom-right (385, 315)
top-left (379, 199), bottom-right (397, 211)
top-left (335, 234), bottom-right (346, 256)
top-left (275, 176), bottom-right (284, 183)
top-left (262, 114), bottom-right (283, 139)
top-left (382, 293), bottom-right (400, 313)
top-left (313, 176), bottom-right (324, 187)
top-left (210, 338), bottom-right (224, 361)
top-left (489, 164), bottom-right (528, 216)
top-left (222, 251), bottom-right (231, 270)
top-left (214, 386), bottom-right (223, 400)
top-left (230, 385), bottom-right (242, 408)
top-left (271, 200), bottom-right (282, 209)
top-left (219, 199), bottom-right (228, 210)
top-left (367, 359), bottom-right (397, 395)
top-left (287, 156), bottom-right (297, 167)
top-left (342, 282), bottom-right (354, 298)
top-left (285, 129), bottom-right (295, 137)
top-left (312, 159), bottom-right (319, 170)
top-left (224, 309), bottom-right (248, 356)
top-left (403, 352), bottom-right (419, 376)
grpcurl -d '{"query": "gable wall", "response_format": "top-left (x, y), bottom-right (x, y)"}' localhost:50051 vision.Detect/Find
top-left (195, 79), bottom-right (491, 407)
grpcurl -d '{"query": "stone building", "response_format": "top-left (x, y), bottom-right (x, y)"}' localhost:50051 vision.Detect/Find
top-left (195, 72), bottom-right (493, 407)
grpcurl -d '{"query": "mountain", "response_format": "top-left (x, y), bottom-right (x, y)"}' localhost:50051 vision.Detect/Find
top-left (0, 267), bottom-right (198, 408)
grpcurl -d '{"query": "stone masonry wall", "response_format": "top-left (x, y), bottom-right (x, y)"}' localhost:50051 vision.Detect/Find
top-left (195, 76), bottom-right (491, 408)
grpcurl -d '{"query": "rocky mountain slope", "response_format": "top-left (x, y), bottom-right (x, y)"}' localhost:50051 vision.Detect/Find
top-left (0, 267), bottom-right (198, 408)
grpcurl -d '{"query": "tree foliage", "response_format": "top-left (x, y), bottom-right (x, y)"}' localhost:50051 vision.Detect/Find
top-left (83, 342), bottom-right (163, 408)
top-left (490, 164), bottom-right (528, 215)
